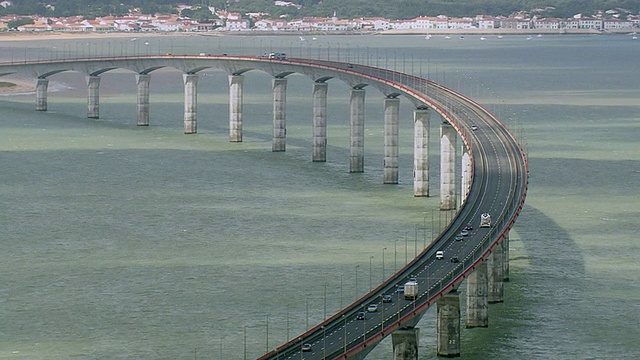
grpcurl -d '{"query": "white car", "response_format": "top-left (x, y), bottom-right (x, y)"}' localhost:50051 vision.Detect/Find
top-left (367, 304), bottom-right (378, 312)
top-left (436, 250), bottom-right (444, 260)
top-left (471, 125), bottom-right (478, 131)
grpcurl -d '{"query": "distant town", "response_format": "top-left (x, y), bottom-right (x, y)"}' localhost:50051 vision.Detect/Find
top-left (1, 1), bottom-right (639, 34)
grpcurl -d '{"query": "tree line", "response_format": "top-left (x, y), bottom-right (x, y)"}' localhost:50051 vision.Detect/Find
top-left (2, 0), bottom-right (639, 20)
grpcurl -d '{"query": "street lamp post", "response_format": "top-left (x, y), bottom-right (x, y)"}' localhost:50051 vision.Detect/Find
top-left (369, 255), bottom-right (374, 290)
top-left (355, 265), bottom-right (360, 298)
top-left (382, 247), bottom-right (387, 281)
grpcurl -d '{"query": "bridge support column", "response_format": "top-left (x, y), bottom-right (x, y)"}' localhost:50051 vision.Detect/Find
top-left (35, 78), bottom-right (49, 111)
top-left (503, 232), bottom-right (510, 281)
top-left (440, 121), bottom-right (457, 210)
top-left (437, 291), bottom-right (461, 357)
top-left (488, 242), bottom-right (504, 303)
top-left (312, 82), bottom-right (328, 162)
top-left (86, 75), bottom-right (100, 119)
top-left (183, 73), bottom-right (198, 134)
top-left (383, 97), bottom-right (400, 184)
top-left (461, 144), bottom-right (472, 204)
top-left (413, 107), bottom-right (430, 197)
top-left (466, 261), bottom-right (489, 328)
top-left (392, 327), bottom-right (419, 360)
top-left (272, 77), bottom-right (287, 152)
top-left (349, 88), bottom-right (365, 173)
top-left (229, 74), bottom-right (244, 142)
top-left (136, 74), bottom-right (151, 126)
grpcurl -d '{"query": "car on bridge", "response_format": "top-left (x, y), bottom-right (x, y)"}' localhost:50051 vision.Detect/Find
top-left (382, 294), bottom-right (392, 303)
top-left (268, 52), bottom-right (287, 60)
top-left (367, 304), bottom-right (378, 312)
top-left (302, 343), bottom-right (312, 352)
top-left (356, 312), bottom-right (366, 320)
top-left (450, 256), bottom-right (460, 263)
top-left (436, 250), bottom-right (444, 260)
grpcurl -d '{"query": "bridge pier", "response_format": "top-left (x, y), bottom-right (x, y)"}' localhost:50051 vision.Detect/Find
top-left (272, 77), bottom-right (287, 152)
top-left (312, 82), bottom-right (328, 162)
top-left (461, 144), bottom-right (472, 204)
top-left (440, 121), bottom-right (457, 210)
top-left (86, 75), bottom-right (100, 119)
top-left (35, 78), bottom-right (48, 111)
top-left (383, 97), bottom-right (400, 184)
top-left (136, 74), bottom-right (151, 126)
top-left (437, 291), bottom-right (461, 357)
top-left (349, 88), bottom-right (365, 173)
top-left (392, 327), bottom-right (419, 360)
top-left (503, 232), bottom-right (510, 281)
top-left (488, 242), bottom-right (505, 303)
top-left (183, 73), bottom-right (198, 134)
top-left (229, 74), bottom-right (244, 142)
top-left (466, 260), bottom-right (489, 328)
top-left (413, 107), bottom-right (431, 197)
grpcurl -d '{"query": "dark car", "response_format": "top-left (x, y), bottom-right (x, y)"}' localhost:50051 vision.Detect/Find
top-left (464, 223), bottom-right (473, 230)
top-left (450, 256), bottom-right (459, 263)
top-left (302, 343), bottom-right (312, 352)
top-left (382, 294), bottom-right (393, 303)
top-left (455, 235), bottom-right (464, 241)
top-left (356, 312), bottom-right (366, 320)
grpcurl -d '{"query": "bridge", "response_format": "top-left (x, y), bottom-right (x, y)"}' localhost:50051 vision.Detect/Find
top-left (0, 54), bottom-right (528, 359)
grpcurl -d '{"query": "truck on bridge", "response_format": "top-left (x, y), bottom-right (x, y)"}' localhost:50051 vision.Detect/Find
top-left (404, 280), bottom-right (418, 300)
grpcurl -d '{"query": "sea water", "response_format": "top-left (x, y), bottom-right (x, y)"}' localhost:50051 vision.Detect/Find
top-left (1, 33), bottom-right (639, 359)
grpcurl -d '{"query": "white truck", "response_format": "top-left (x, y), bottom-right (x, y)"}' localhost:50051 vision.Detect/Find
top-left (404, 280), bottom-right (418, 300)
top-left (480, 212), bottom-right (491, 228)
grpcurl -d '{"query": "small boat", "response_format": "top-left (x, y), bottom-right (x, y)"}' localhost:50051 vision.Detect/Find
top-left (480, 36), bottom-right (486, 40)
top-left (498, 35), bottom-right (504, 39)
top-left (425, 34), bottom-right (432, 39)
top-left (459, 35), bottom-right (465, 40)
top-left (526, 36), bottom-right (532, 40)
top-left (444, 35), bottom-right (451, 39)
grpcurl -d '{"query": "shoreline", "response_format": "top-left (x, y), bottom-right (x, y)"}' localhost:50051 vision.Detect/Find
top-left (0, 27), bottom-right (636, 42)
top-left (0, 79), bottom-right (34, 95)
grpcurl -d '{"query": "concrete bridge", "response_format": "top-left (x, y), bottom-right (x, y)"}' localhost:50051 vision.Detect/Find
top-left (0, 54), bottom-right (528, 359)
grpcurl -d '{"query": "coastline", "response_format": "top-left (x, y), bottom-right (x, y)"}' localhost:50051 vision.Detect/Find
top-left (0, 79), bottom-right (34, 95)
top-left (0, 27), bottom-right (636, 42)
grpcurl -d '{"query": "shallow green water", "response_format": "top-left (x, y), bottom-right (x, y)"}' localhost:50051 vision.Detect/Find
top-left (1, 34), bottom-right (639, 359)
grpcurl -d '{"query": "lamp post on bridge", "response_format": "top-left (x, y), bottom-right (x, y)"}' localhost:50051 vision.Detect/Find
top-left (369, 255), bottom-right (374, 291)
top-left (382, 247), bottom-right (387, 282)
top-left (355, 264), bottom-right (360, 299)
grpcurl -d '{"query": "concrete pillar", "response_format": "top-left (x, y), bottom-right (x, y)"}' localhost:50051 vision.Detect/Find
top-left (183, 73), bottom-right (198, 134)
top-left (392, 327), bottom-right (419, 360)
top-left (136, 74), bottom-right (151, 126)
top-left (466, 261), bottom-right (489, 328)
top-left (437, 291), bottom-right (461, 357)
top-left (461, 144), bottom-right (472, 204)
top-left (272, 77), bottom-right (287, 152)
top-left (440, 122), bottom-right (457, 210)
top-left (488, 244), bottom-right (504, 303)
top-left (35, 78), bottom-right (49, 111)
top-left (383, 97), bottom-right (400, 184)
top-left (503, 232), bottom-right (510, 282)
top-left (349, 88), bottom-right (365, 173)
top-left (86, 75), bottom-right (100, 119)
top-left (228, 74), bottom-right (244, 142)
top-left (413, 108), bottom-right (430, 197)
top-left (312, 82), bottom-right (328, 162)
